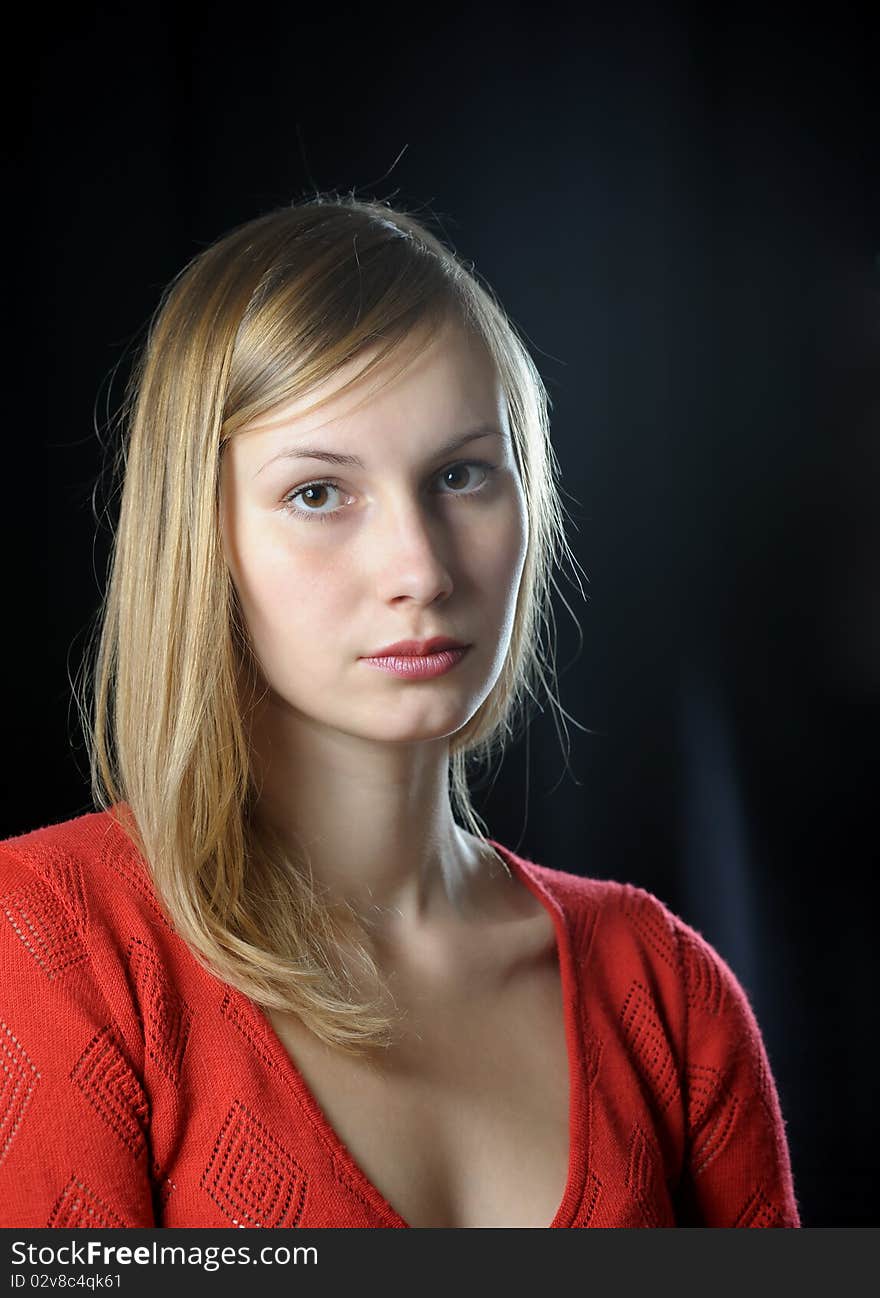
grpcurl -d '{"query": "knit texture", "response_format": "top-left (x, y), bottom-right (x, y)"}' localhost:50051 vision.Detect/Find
top-left (0, 808), bottom-right (800, 1228)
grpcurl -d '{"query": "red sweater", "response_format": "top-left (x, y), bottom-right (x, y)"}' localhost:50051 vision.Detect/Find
top-left (0, 808), bottom-right (800, 1228)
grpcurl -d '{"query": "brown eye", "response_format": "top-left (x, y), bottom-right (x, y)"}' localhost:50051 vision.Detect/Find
top-left (438, 462), bottom-right (494, 492)
top-left (442, 465), bottom-right (471, 490)
top-left (281, 480), bottom-right (346, 522)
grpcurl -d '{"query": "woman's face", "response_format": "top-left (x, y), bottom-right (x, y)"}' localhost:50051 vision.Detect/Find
top-left (219, 317), bottom-right (528, 746)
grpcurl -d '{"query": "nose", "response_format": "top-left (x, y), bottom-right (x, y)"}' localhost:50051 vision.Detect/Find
top-left (371, 494), bottom-right (455, 606)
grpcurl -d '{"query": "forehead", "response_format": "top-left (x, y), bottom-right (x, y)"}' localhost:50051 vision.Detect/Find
top-left (234, 317), bottom-right (503, 451)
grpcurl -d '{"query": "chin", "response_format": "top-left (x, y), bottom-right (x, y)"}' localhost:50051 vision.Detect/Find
top-left (355, 707), bottom-right (475, 745)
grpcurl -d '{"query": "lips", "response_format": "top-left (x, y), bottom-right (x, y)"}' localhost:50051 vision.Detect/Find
top-left (364, 636), bottom-right (468, 658)
top-left (360, 644), bottom-right (470, 679)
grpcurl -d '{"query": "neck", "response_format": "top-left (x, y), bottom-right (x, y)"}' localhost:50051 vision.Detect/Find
top-left (246, 693), bottom-right (506, 937)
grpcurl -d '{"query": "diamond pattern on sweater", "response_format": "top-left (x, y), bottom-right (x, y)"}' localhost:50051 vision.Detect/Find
top-left (735, 1184), bottom-right (786, 1227)
top-left (219, 991), bottom-right (275, 1067)
top-left (678, 924), bottom-right (726, 1015)
top-left (48, 1175), bottom-right (128, 1228)
top-left (620, 980), bottom-right (680, 1110)
top-left (202, 1100), bottom-right (308, 1228)
top-left (101, 831), bottom-right (175, 933)
top-left (127, 938), bottom-right (191, 1086)
top-left (691, 1085), bottom-right (741, 1177)
top-left (621, 886), bottom-right (679, 973)
top-left (8, 846), bottom-right (89, 933)
top-left (686, 1062), bottom-right (724, 1129)
top-left (70, 1027), bottom-right (150, 1158)
top-left (0, 1020), bottom-right (40, 1169)
top-left (1, 880), bottom-right (89, 980)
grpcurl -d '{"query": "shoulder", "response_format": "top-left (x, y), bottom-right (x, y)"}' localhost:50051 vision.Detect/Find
top-left (495, 844), bottom-right (679, 966)
top-left (0, 803), bottom-right (173, 943)
top-left (0, 806), bottom-right (191, 1087)
top-left (495, 844), bottom-right (750, 1015)
top-left (1, 803), bottom-right (138, 867)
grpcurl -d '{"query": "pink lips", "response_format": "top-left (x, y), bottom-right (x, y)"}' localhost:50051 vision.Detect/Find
top-left (366, 636), bottom-right (466, 658)
top-left (359, 645), bottom-right (471, 680)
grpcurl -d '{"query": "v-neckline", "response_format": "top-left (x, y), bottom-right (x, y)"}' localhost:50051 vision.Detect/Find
top-left (230, 840), bottom-right (589, 1228)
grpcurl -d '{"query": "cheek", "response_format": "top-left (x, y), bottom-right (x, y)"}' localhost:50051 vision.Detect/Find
top-left (465, 492), bottom-right (528, 597)
top-left (234, 527), bottom-right (352, 642)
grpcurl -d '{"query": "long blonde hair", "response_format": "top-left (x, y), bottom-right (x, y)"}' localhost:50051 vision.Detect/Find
top-left (77, 193), bottom-right (583, 1055)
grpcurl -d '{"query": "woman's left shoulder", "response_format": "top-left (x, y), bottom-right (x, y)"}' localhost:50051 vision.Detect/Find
top-left (501, 850), bottom-right (680, 959)
top-left (503, 851), bottom-right (747, 1000)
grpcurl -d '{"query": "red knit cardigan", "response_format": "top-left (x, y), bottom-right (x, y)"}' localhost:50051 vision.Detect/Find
top-left (0, 808), bottom-right (800, 1228)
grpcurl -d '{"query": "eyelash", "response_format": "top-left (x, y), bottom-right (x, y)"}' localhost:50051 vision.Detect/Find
top-left (280, 460), bottom-right (499, 524)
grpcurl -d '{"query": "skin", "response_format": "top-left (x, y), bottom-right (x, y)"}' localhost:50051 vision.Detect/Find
top-left (219, 314), bottom-right (536, 972)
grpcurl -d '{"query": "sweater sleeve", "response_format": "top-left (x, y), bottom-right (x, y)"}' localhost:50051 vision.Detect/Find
top-left (671, 915), bottom-right (801, 1227)
top-left (0, 843), bottom-right (156, 1227)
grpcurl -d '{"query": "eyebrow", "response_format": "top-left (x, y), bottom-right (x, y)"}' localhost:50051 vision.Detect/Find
top-left (254, 424), bottom-right (509, 477)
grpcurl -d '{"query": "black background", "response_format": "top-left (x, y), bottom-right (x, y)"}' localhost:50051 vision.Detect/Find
top-left (14, 0), bottom-right (879, 1226)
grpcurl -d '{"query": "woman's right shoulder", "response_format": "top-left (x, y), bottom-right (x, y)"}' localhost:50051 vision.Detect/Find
top-left (1, 805), bottom-right (130, 857)
top-left (0, 804), bottom-right (173, 938)
top-left (0, 809), bottom-right (160, 1227)
top-left (0, 805), bottom-right (181, 1076)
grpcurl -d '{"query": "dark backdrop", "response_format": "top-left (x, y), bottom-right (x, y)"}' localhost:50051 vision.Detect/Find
top-left (15, 0), bottom-right (878, 1227)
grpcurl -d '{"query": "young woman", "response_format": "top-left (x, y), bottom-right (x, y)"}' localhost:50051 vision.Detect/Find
top-left (0, 196), bottom-right (800, 1228)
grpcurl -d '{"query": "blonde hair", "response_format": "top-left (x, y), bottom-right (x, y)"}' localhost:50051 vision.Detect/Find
top-left (77, 193), bottom-right (584, 1055)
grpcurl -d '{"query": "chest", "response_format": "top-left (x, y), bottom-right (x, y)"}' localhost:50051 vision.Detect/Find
top-left (265, 950), bottom-right (571, 1228)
